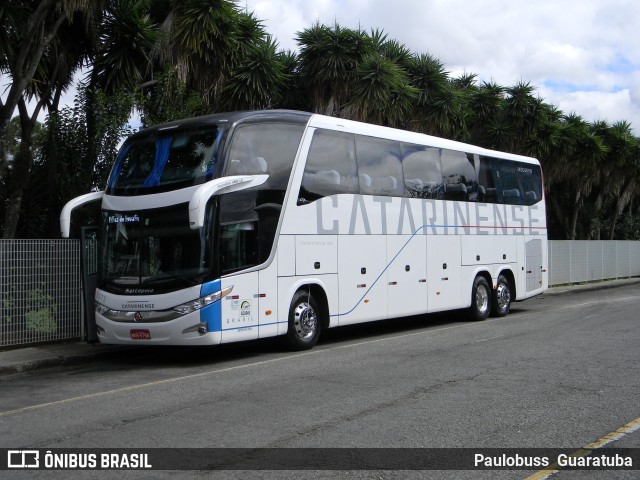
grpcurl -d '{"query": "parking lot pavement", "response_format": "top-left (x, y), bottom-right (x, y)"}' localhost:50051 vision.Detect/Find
top-left (1, 278), bottom-right (638, 377)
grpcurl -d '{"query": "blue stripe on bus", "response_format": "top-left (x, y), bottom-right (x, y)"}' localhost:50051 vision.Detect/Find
top-left (200, 279), bottom-right (222, 332)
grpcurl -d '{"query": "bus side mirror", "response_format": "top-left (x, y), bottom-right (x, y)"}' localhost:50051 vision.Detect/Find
top-left (188, 174), bottom-right (269, 229)
top-left (60, 191), bottom-right (105, 238)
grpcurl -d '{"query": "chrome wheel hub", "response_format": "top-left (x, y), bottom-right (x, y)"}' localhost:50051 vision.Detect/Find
top-left (476, 285), bottom-right (490, 314)
top-left (496, 283), bottom-right (511, 309)
top-left (293, 302), bottom-right (317, 340)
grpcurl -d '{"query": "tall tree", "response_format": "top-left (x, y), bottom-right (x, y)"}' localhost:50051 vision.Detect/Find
top-left (347, 34), bottom-right (418, 127)
top-left (296, 22), bottom-right (373, 115)
top-left (0, 1), bottom-right (100, 179)
top-left (219, 36), bottom-right (287, 111)
top-left (407, 53), bottom-right (463, 137)
top-left (1, 1), bottom-right (104, 238)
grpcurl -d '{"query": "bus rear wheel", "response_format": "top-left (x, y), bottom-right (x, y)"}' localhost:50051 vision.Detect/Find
top-left (492, 274), bottom-right (511, 317)
top-left (469, 276), bottom-right (491, 321)
top-left (285, 290), bottom-right (321, 350)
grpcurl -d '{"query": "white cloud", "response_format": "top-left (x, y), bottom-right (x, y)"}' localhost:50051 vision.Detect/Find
top-left (4, 1), bottom-right (639, 133)
top-left (244, 0), bottom-right (640, 133)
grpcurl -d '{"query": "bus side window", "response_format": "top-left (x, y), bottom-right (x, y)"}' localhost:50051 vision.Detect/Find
top-left (499, 160), bottom-right (525, 205)
top-left (518, 163), bottom-right (543, 205)
top-left (218, 191), bottom-right (259, 274)
top-left (298, 129), bottom-right (358, 205)
top-left (225, 124), bottom-right (304, 190)
top-left (477, 156), bottom-right (502, 204)
top-left (441, 150), bottom-right (477, 201)
top-left (355, 135), bottom-right (403, 197)
top-left (401, 144), bottom-right (444, 199)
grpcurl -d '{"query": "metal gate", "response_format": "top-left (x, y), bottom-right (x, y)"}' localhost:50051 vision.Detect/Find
top-left (0, 240), bottom-right (82, 347)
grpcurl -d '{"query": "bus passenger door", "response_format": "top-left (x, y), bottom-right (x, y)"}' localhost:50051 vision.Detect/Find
top-left (220, 273), bottom-right (259, 343)
top-left (426, 236), bottom-right (464, 312)
top-left (386, 235), bottom-right (428, 318)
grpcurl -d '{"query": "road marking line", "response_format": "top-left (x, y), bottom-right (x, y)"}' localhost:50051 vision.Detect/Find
top-left (1, 293), bottom-right (639, 418)
top-left (525, 416), bottom-right (640, 480)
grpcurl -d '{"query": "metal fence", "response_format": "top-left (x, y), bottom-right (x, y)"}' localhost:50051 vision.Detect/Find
top-left (1, 239), bottom-right (639, 348)
top-left (548, 240), bottom-right (640, 285)
top-left (0, 240), bottom-right (81, 347)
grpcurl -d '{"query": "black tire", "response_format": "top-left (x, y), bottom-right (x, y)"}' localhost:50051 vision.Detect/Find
top-left (285, 290), bottom-right (322, 350)
top-left (469, 276), bottom-right (491, 321)
top-left (491, 274), bottom-right (511, 317)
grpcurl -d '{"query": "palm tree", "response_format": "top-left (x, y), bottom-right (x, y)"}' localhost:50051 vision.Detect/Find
top-left (545, 114), bottom-right (608, 239)
top-left (591, 121), bottom-right (640, 239)
top-left (0, 0), bottom-right (103, 192)
top-left (220, 36), bottom-right (287, 111)
top-left (347, 53), bottom-right (418, 126)
top-left (277, 49), bottom-right (307, 110)
top-left (296, 22), bottom-right (373, 115)
top-left (407, 53), bottom-right (462, 137)
top-left (0, 1), bottom-right (108, 238)
top-left (155, 0), bottom-right (239, 107)
top-left (465, 80), bottom-right (505, 147)
top-left (502, 81), bottom-right (543, 153)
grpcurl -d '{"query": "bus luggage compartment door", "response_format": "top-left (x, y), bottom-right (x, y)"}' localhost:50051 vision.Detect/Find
top-left (386, 235), bottom-right (428, 318)
top-left (337, 235), bottom-right (387, 325)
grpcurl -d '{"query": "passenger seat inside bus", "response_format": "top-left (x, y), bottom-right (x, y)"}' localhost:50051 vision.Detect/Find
top-left (503, 189), bottom-right (522, 204)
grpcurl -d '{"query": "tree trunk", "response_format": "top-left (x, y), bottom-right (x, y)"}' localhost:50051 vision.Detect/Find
top-left (0, 0), bottom-right (67, 172)
top-left (2, 100), bottom-right (38, 239)
top-left (608, 197), bottom-right (622, 240)
top-left (568, 190), bottom-right (582, 240)
top-left (46, 90), bottom-right (63, 238)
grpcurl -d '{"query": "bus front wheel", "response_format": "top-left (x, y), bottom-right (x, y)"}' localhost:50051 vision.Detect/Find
top-left (285, 290), bottom-right (321, 350)
top-left (469, 276), bottom-right (491, 321)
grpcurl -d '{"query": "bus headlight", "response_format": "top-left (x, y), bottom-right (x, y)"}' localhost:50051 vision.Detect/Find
top-left (96, 302), bottom-right (110, 316)
top-left (173, 285), bottom-right (233, 315)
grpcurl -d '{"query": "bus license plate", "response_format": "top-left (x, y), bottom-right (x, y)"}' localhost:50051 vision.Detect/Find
top-left (130, 329), bottom-right (151, 340)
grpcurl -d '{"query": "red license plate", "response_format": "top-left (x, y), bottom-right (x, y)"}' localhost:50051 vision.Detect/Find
top-left (130, 329), bottom-right (151, 340)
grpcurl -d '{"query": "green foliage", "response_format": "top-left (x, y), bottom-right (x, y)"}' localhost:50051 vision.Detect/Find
top-left (92, 0), bottom-right (162, 94)
top-left (25, 291), bottom-right (58, 334)
top-left (2, 3), bottom-right (639, 240)
top-left (219, 36), bottom-right (287, 111)
top-left (51, 85), bottom-right (135, 192)
top-left (137, 68), bottom-right (208, 126)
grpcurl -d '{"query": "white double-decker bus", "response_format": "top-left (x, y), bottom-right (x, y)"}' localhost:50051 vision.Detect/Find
top-left (61, 110), bottom-right (547, 350)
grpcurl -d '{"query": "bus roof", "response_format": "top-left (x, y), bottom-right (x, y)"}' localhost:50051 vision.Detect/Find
top-left (131, 109), bottom-right (539, 165)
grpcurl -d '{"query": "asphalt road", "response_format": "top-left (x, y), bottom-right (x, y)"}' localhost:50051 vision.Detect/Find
top-left (1, 284), bottom-right (639, 479)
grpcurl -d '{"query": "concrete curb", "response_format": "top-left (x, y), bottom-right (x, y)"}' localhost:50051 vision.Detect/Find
top-left (0, 343), bottom-right (136, 377)
top-left (545, 277), bottom-right (640, 296)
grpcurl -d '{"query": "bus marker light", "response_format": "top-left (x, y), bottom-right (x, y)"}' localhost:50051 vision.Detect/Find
top-left (265, 310), bottom-right (272, 315)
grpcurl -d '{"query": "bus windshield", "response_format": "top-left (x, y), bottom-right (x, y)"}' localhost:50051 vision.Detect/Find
top-left (106, 125), bottom-right (224, 195)
top-left (100, 204), bottom-right (214, 294)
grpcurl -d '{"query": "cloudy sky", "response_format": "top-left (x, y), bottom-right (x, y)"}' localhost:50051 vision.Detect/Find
top-left (243, 0), bottom-right (640, 133)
